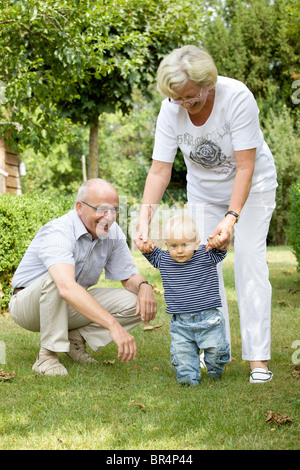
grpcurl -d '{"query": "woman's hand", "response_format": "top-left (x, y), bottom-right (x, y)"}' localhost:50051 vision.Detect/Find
top-left (134, 205), bottom-right (151, 245)
top-left (135, 238), bottom-right (155, 253)
top-left (206, 216), bottom-right (235, 251)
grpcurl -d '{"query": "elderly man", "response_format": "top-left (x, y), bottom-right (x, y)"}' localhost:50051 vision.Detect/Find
top-left (9, 178), bottom-right (157, 376)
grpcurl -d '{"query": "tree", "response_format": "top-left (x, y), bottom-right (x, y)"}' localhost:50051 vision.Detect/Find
top-left (202, 0), bottom-right (300, 244)
top-left (0, 0), bottom-right (204, 177)
top-left (203, 0), bottom-right (300, 114)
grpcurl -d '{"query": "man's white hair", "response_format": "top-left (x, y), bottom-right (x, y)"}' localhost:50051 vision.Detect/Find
top-left (75, 178), bottom-right (116, 202)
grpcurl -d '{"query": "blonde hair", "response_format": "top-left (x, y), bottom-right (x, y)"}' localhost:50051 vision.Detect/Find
top-left (157, 45), bottom-right (218, 98)
top-left (164, 214), bottom-right (199, 242)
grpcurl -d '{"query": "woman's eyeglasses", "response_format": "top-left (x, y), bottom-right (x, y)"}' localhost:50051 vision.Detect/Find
top-left (168, 92), bottom-right (202, 106)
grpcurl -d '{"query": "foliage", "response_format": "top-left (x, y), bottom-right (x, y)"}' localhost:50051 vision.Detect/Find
top-left (203, 0), bottom-right (300, 116)
top-left (96, 88), bottom-right (161, 197)
top-left (0, 193), bottom-right (74, 312)
top-left (20, 87), bottom-right (187, 200)
top-left (0, 0), bottom-right (204, 173)
top-left (260, 107), bottom-right (300, 245)
top-left (20, 126), bottom-right (88, 195)
top-left (286, 180), bottom-right (300, 269)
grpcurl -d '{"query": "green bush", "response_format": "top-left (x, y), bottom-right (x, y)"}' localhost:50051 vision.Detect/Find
top-left (0, 193), bottom-right (74, 313)
top-left (260, 107), bottom-right (300, 245)
top-left (287, 180), bottom-right (300, 270)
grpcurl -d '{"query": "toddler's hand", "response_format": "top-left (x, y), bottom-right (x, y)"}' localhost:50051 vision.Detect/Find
top-left (206, 234), bottom-right (229, 251)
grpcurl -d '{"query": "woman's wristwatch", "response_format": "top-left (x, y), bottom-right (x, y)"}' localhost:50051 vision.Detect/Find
top-left (225, 210), bottom-right (240, 222)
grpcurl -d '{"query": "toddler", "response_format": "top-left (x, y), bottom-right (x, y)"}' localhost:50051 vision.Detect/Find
top-left (136, 214), bottom-right (230, 386)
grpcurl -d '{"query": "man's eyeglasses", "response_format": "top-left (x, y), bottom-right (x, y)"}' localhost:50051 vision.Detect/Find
top-left (168, 92), bottom-right (203, 106)
top-left (80, 200), bottom-right (118, 215)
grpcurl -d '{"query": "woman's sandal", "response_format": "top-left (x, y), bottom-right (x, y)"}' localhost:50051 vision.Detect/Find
top-left (250, 367), bottom-right (273, 383)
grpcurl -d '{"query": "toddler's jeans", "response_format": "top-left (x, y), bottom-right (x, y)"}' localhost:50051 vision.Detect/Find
top-left (170, 309), bottom-right (230, 386)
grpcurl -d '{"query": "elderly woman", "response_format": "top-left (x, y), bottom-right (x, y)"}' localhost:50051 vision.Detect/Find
top-left (135, 45), bottom-right (277, 383)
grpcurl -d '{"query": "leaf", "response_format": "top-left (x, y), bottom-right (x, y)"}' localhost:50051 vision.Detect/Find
top-left (291, 365), bottom-right (300, 379)
top-left (0, 369), bottom-right (16, 381)
top-left (278, 300), bottom-right (292, 307)
top-left (153, 287), bottom-right (164, 295)
top-left (143, 324), bottom-right (163, 331)
top-left (265, 410), bottom-right (294, 426)
top-left (131, 400), bottom-right (146, 409)
top-left (103, 360), bottom-right (115, 365)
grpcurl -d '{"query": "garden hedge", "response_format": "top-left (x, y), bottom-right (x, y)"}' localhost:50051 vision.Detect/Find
top-left (0, 193), bottom-right (74, 312)
top-left (287, 179), bottom-right (300, 271)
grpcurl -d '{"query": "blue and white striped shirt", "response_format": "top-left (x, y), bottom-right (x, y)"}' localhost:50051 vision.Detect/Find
top-left (143, 245), bottom-right (226, 314)
top-left (12, 209), bottom-right (138, 289)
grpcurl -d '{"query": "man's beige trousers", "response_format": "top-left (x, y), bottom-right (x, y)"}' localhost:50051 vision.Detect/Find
top-left (9, 272), bottom-right (141, 352)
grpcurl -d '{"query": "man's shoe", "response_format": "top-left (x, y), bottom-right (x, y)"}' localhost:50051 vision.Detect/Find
top-left (32, 350), bottom-right (68, 376)
top-left (66, 329), bottom-right (97, 363)
top-left (250, 367), bottom-right (273, 383)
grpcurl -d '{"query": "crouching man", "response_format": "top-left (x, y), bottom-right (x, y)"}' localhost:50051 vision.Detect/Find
top-left (9, 178), bottom-right (157, 375)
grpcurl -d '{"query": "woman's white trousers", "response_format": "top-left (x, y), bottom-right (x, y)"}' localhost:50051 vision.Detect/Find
top-left (188, 189), bottom-right (276, 361)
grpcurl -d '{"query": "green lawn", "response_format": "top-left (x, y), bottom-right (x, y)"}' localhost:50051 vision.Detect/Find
top-left (0, 246), bottom-right (299, 450)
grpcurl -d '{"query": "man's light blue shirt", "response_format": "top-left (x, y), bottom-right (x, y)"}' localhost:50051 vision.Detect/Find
top-left (12, 209), bottom-right (138, 289)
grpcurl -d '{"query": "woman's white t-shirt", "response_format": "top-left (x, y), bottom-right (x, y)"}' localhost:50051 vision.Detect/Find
top-left (152, 76), bottom-right (277, 205)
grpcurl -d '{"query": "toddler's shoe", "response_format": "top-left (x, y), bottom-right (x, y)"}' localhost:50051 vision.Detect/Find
top-left (207, 371), bottom-right (222, 380)
top-left (178, 378), bottom-right (199, 386)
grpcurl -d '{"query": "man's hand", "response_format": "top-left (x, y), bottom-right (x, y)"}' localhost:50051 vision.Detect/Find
top-left (135, 282), bottom-right (157, 324)
top-left (49, 263), bottom-right (139, 363)
top-left (109, 322), bottom-right (137, 363)
top-left (122, 275), bottom-right (157, 325)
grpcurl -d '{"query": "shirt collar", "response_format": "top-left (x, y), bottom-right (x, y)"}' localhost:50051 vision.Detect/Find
top-left (69, 209), bottom-right (91, 240)
top-left (69, 209), bottom-right (120, 242)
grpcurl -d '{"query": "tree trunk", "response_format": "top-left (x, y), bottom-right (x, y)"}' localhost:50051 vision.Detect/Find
top-left (88, 116), bottom-right (99, 179)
